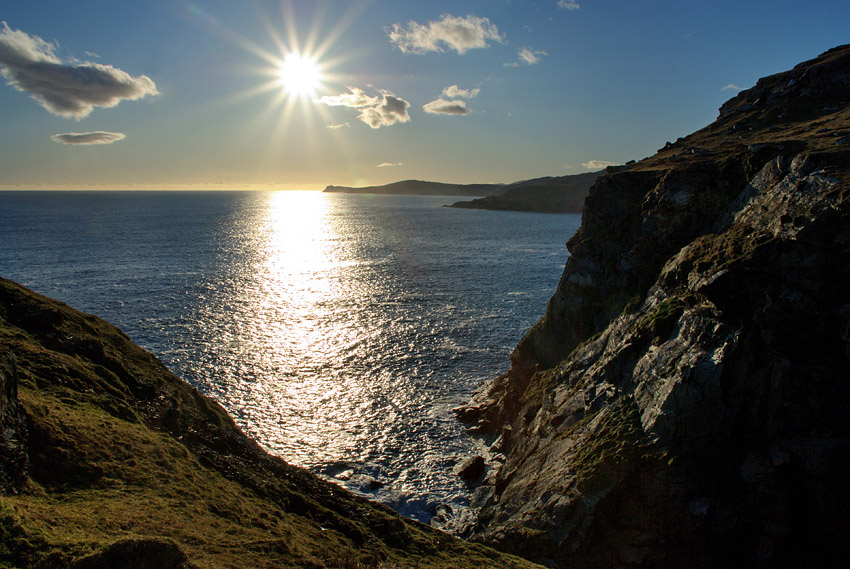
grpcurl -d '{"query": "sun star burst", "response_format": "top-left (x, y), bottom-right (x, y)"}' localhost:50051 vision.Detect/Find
top-left (276, 53), bottom-right (322, 98)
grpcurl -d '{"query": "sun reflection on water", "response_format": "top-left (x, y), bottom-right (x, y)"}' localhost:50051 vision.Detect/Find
top-left (230, 190), bottom-right (357, 464)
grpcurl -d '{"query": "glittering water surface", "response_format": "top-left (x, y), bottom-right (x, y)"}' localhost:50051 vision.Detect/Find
top-left (0, 190), bottom-right (580, 527)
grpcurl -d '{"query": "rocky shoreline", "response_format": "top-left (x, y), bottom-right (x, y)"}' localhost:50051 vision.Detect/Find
top-left (457, 44), bottom-right (850, 568)
top-left (2, 44), bottom-right (849, 569)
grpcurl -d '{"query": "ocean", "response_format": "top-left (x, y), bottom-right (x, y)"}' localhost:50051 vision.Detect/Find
top-left (0, 190), bottom-right (580, 529)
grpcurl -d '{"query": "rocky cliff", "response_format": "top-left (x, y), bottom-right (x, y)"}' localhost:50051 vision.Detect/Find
top-left (458, 45), bottom-right (850, 568)
top-left (0, 277), bottom-right (541, 569)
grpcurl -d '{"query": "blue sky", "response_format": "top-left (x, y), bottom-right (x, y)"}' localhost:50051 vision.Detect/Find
top-left (1, 0), bottom-right (847, 189)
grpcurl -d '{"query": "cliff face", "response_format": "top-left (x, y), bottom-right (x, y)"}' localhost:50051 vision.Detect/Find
top-left (0, 278), bottom-right (541, 569)
top-left (460, 46), bottom-right (850, 567)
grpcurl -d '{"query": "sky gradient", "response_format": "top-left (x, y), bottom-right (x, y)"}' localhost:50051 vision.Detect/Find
top-left (1, 0), bottom-right (847, 190)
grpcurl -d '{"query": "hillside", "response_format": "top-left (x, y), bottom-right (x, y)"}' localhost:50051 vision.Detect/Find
top-left (446, 172), bottom-right (602, 213)
top-left (457, 45), bottom-right (850, 567)
top-left (0, 277), bottom-right (541, 569)
top-left (323, 180), bottom-right (504, 196)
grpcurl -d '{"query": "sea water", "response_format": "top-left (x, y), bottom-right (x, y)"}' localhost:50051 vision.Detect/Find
top-left (0, 190), bottom-right (580, 529)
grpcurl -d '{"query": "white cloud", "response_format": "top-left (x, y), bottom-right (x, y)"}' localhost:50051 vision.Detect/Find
top-left (316, 87), bottom-right (380, 108)
top-left (387, 14), bottom-right (503, 55)
top-left (422, 98), bottom-right (471, 115)
top-left (317, 86), bottom-right (411, 129)
top-left (558, 1), bottom-right (580, 10)
top-left (582, 160), bottom-right (619, 170)
top-left (442, 85), bottom-right (479, 98)
top-left (50, 131), bottom-right (126, 145)
top-left (326, 122), bottom-right (350, 129)
top-left (722, 83), bottom-right (742, 91)
top-left (0, 22), bottom-right (158, 119)
top-left (376, 162), bottom-right (403, 168)
top-left (518, 47), bottom-right (547, 65)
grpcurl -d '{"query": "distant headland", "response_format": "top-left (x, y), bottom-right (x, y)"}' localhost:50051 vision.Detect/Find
top-left (323, 172), bottom-right (603, 214)
top-left (323, 179), bottom-right (504, 196)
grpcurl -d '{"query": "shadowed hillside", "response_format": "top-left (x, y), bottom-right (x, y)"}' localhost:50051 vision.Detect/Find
top-left (0, 277), bottom-right (541, 569)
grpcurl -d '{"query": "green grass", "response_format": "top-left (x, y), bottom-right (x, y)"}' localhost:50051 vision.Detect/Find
top-left (0, 277), bottom-right (543, 569)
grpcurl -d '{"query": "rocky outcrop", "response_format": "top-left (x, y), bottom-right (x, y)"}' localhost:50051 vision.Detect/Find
top-left (447, 172), bottom-right (601, 213)
top-left (460, 45), bottom-right (850, 568)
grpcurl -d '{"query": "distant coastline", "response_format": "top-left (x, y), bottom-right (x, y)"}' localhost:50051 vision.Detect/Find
top-left (323, 172), bottom-right (602, 214)
top-left (323, 179), bottom-right (503, 196)
top-left (446, 171), bottom-right (602, 214)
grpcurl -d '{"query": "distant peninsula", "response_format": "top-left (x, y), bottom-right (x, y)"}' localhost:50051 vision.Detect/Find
top-left (446, 172), bottom-right (602, 213)
top-left (323, 179), bottom-right (504, 196)
top-left (323, 173), bottom-right (603, 214)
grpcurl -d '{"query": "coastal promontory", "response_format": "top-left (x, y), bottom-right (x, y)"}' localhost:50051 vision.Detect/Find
top-left (446, 172), bottom-right (601, 214)
top-left (458, 45), bottom-right (850, 568)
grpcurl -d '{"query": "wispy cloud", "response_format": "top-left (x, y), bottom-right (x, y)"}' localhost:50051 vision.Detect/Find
top-left (518, 47), bottom-right (547, 65)
top-left (50, 131), bottom-right (126, 145)
top-left (387, 14), bottom-right (503, 55)
top-left (326, 122), bottom-right (350, 129)
top-left (558, 1), bottom-right (581, 10)
top-left (582, 160), bottom-right (619, 170)
top-left (316, 87), bottom-right (379, 108)
top-left (722, 83), bottom-right (742, 91)
top-left (0, 22), bottom-right (158, 119)
top-left (376, 162), bottom-right (403, 168)
top-left (442, 85), bottom-right (479, 98)
top-left (422, 98), bottom-right (471, 115)
top-left (317, 87), bottom-right (411, 129)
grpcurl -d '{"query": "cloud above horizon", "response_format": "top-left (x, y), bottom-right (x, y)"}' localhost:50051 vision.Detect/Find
top-left (518, 47), bottom-right (547, 65)
top-left (443, 85), bottom-right (479, 98)
top-left (387, 14), bottom-right (503, 55)
top-left (0, 22), bottom-right (158, 119)
top-left (326, 122), bottom-right (350, 129)
top-left (376, 162), bottom-right (403, 168)
top-left (582, 160), bottom-right (619, 170)
top-left (317, 87), bottom-right (411, 129)
top-left (50, 131), bottom-right (126, 145)
top-left (722, 83), bottom-right (743, 91)
top-left (558, 1), bottom-right (581, 10)
top-left (422, 98), bottom-right (471, 115)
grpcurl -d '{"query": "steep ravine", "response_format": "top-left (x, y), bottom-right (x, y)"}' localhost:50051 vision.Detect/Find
top-left (458, 45), bottom-right (850, 568)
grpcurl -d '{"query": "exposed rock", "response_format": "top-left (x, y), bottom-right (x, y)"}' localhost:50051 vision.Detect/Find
top-left (456, 455), bottom-right (486, 484)
top-left (460, 45), bottom-right (850, 568)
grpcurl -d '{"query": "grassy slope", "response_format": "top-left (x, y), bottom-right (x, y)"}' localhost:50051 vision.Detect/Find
top-left (0, 277), bottom-right (541, 569)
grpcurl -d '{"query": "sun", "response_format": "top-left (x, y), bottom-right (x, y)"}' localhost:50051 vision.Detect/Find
top-left (276, 53), bottom-right (323, 98)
